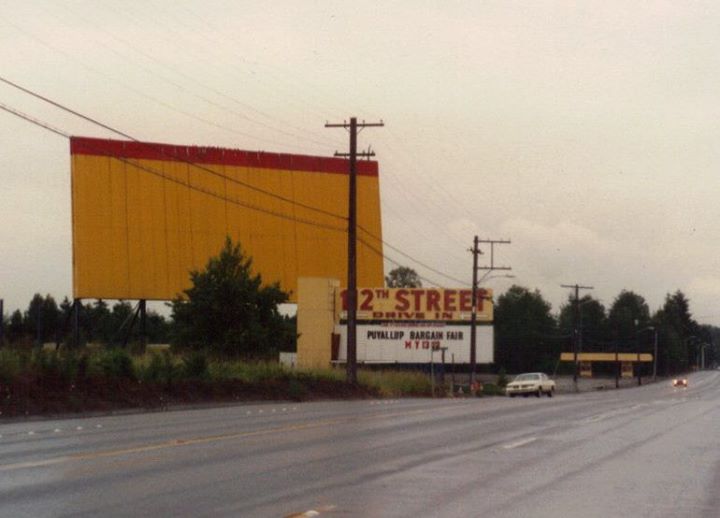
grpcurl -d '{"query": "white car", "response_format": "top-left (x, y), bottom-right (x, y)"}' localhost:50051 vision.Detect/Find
top-left (506, 372), bottom-right (555, 398)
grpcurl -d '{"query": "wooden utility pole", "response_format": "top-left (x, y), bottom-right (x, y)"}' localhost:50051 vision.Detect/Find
top-left (561, 283), bottom-right (593, 390)
top-left (470, 237), bottom-right (511, 385)
top-left (0, 298), bottom-right (4, 346)
top-left (326, 117), bottom-right (383, 384)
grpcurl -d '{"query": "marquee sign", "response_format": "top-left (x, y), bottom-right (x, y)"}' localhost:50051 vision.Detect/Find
top-left (338, 287), bottom-right (493, 322)
top-left (334, 322), bottom-right (493, 364)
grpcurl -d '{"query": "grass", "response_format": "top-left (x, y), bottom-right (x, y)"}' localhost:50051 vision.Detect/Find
top-left (357, 369), bottom-right (433, 397)
top-left (0, 347), bottom-right (443, 416)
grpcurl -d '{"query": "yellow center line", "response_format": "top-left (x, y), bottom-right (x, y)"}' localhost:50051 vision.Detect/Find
top-left (0, 404), bottom-right (462, 472)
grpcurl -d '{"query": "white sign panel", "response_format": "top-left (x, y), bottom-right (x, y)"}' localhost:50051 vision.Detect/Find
top-left (335, 323), bottom-right (493, 364)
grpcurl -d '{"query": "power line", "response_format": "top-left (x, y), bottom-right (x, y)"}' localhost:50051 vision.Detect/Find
top-left (357, 224), bottom-right (467, 286)
top-left (0, 104), bottom-right (346, 233)
top-left (5, 20), bottom-right (319, 152)
top-left (0, 75), bottom-right (347, 223)
top-left (36, 4), bottom-right (339, 149)
top-left (357, 236), bottom-right (449, 288)
top-left (109, 155), bottom-right (347, 232)
top-left (1, 88), bottom-right (470, 292)
top-left (0, 102), bottom-right (70, 138)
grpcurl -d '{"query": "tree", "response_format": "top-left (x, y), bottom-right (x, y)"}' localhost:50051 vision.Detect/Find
top-left (7, 310), bottom-right (24, 344)
top-left (385, 266), bottom-right (422, 288)
top-left (494, 285), bottom-right (558, 373)
top-left (171, 237), bottom-right (293, 358)
top-left (653, 290), bottom-right (701, 374)
top-left (24, 294), bottom-right (61, 345)
top-left (607, 290), bottom-right (650, 343)
top-left (558, 294), bottom-right (609, 347)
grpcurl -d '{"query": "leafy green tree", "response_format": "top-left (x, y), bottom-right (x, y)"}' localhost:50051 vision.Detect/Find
top-left (7, 310), bottom-right (25, 344)
top-left (385, 266), bottom-right (422, 288)
top-left (608, 290), bottom-right (650, 344)
top-left (494, 285), bottom-right (558, 373)
top-left (171, 237), bottom-right (293, 358)
top-left (559, 294), bottom-right (609, 347)
top-left (24, 294), bottom-right (61, 345)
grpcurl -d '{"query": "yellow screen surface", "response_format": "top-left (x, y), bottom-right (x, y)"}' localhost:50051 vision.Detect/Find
top-left (70, 137), bottom-right (383, 301)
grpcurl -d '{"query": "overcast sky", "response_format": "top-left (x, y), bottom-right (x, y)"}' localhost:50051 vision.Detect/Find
top-left (2, 1), bottom-right (720, 323)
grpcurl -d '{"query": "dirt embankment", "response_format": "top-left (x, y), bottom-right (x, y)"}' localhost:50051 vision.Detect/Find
top-left (0, 374), bottom-right (379, 418)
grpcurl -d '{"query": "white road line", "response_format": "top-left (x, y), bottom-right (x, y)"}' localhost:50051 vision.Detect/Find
top-left (284, 505), bottom-right (336, 517)
top-left (0, 456), bottom-right (70, 472)
top-left (502, 437), bottom-right (538, 450)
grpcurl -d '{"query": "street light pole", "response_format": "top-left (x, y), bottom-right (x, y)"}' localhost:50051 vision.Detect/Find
top-left (653, 328), bottom-right (658, 382)
top-left (636, 326), bottom-right (656, 384)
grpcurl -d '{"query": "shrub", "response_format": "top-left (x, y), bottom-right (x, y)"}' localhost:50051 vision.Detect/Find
top-left (358, 369), bottom-right (432, 397)
top-left (139, 353), bottom-right (164, 383)
top-left (58, 351), bottom-right (86, 383)
top-left (138, 351), bottom-right (178, 385)
top-left (287, 377), bottom-right (308, 401)
top-left (208, 360), bottom-right (286, 383)
top-left (0, 349), bottom-right (22, 384)
top-left (31, 349), bottom-right (61, 379)
top-left (94, 348), bottom-right (135, 379)
top-left (479, 382), bottom-right (505, 396)
top-left (497, 367), bottom-right (509, 387)
top-left (182, 351), bottom-right (209, 380)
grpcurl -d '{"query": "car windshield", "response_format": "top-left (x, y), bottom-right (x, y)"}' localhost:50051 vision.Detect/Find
top-left (514, 373), bottom-right (540, 381)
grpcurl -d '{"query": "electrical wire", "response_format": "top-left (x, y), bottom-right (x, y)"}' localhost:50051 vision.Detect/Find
top-left (0, 103), bottom-right (346, 233)
top-left (357, 224), bottom-right (467, 286)
top-left (0, 102), bottom-right (70, 138)
top-left (0, 75), bottom-right (347, 223)
top-left (358, 236), bottom-right (450, 288)
top-left (36, 3), bottom-right (341, 149)
top-left (1, 79), bottom-right (474, 287)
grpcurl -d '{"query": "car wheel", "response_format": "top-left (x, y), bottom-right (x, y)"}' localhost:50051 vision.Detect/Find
top-left (536, 389), bottom-right (541, 398)
top-left (509, 394), bottom-right (516, 398)
top-left (547, 387), bottom-right (553, 398)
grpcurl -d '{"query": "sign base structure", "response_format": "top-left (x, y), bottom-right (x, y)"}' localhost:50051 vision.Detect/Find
top-left (334, 322), bottom-right (493, 364)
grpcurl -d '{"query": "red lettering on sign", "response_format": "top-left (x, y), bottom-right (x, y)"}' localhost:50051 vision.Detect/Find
top-left (395, 289), bottom-right (410, 311)
top-left (475, 288), bottom-right (486, 312)
top-left (443, 290), bottom-right (457, 311)
top-left (412, 291), bottom-right (424, 312)
top-left (359, 289), bottom-right (374, 311)
top-left (376, 289), bottom-right (389, 299)
top-left (404, 341), bottom-right (412, 349)
top-left (426, 290), bottom-right (441, 311)
top-left (459, 290), bottom-right (472, 312)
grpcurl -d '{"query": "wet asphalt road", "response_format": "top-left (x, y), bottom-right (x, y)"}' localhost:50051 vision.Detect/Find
top-left (1, 372), bottom-right (720, 517)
